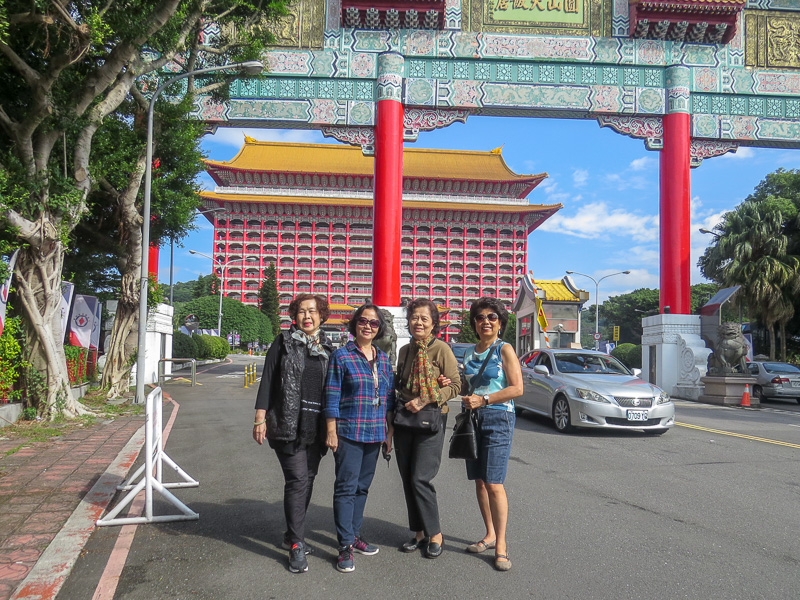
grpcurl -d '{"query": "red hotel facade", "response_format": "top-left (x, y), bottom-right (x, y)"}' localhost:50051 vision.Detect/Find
top-left (200, 138), bottom-right (561, 336)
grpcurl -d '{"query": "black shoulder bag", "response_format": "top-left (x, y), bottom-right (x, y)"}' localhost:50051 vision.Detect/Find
top-left (448, 342), bottom-right (500, 460)
top-left (392, 345), bottom-right (443, 434)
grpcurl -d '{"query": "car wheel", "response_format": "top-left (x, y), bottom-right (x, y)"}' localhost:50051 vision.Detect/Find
top-left (552, 396), bottom-right (572, 433)
top-left (752, 386), bottom-right (764, 401)
top-left (644, 428), bottom-right (669, 435)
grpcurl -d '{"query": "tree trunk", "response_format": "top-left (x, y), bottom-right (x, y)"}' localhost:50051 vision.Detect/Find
top-left (779, 322), bottom-right (787, 362)
top-left (100, 272), bottom-right (140, 398)
top-left (768, 324), bottom-right (777, 360)
top-left (13, 238), bottom-right (90, 419)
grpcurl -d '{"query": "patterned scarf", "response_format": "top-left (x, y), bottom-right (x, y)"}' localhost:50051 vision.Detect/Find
top-left (291, 328), bottom-right (329, 359)
top-left (407, 334), bottom-right (443, 406)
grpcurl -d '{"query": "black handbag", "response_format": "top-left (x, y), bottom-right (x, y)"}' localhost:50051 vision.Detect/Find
top-left (392, 348), bottom-right (442, 433)
top-left (448, 409), bottom-right (478, 460)
top-left (448, 341), bottom-right (500, 460)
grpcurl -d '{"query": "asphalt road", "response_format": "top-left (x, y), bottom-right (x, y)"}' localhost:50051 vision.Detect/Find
top-left (58, 355), bottom-right (800, 600)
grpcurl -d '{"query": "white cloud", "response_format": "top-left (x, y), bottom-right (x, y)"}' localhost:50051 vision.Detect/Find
top-left (538, 202), bottom-right (659, 242)
top-left (718, 146), bottom-right (755, 160)
top-left (205, 127), bottom-right (323, 148)
top-left (629, 156), bottom-right (655, 171)
top-left (572, 168), bottom-right (589, 187)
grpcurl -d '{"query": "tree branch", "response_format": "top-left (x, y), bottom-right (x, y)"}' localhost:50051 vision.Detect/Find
top-left (2, 208), bottom-right (39, 245)
top-left (0, 41), bottom-right (42, 88)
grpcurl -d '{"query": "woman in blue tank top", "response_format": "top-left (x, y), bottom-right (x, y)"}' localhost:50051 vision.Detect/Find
top-left (460, 297), bottom-right (523, 572)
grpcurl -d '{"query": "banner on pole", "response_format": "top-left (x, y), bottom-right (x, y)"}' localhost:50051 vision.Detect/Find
top-left (61, 282), bottom-right (75, 342)
top-left (0, 250), bottom-right (20, 337)
top-left (90, 300), bottom-right (102, 349)
top-left (69, 294), bottom-right (98, 348)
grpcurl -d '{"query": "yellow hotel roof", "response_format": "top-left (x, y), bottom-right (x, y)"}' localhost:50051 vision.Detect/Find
top-left (205, 138), bottom-right (545, 183)
top-left (200, 191), bottom-right (560, 214)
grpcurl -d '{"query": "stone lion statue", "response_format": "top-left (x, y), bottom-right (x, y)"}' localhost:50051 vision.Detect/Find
top-left (374, 308), bottom-right (397, 366)
top-left (706, 322), bottom-right (748, 375)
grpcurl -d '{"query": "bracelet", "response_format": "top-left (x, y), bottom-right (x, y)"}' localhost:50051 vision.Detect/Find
top-left (253, 420), bottom-right (266, 426)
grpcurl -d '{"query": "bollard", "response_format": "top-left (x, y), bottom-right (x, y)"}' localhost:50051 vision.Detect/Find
top-left (251, 363), bottom-right (257, 386)
top-left (244, 364), bottom-right (250, 389)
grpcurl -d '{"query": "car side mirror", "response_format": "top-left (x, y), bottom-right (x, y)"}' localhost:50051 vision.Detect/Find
top-left (632, 368), bottom-right (642, 377)
top-left (533, 365), bottom-right (550, 376)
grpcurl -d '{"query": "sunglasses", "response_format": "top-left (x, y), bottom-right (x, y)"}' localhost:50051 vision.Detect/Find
top-left (475, 313), bottom-right (499, 323)
top-left (357, 317), bottom-right (381, 328)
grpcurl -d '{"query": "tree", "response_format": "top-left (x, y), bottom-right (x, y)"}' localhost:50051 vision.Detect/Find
top-left (502, 313), bottom-right (516, 345)
top-left (176, 296), bottom-right (273, 347)
top-left (0, 0), bottom-right (290, 415)
top-left (455, 312), bottom-right (479, 343)
top-left (700, 200), bottom-right (800, 360)
top-left (193, 273), bottom-right (220, 300)
top-left (601, 288), bottom-right (659, 344)
top-left (259, 262), bottom-right (280, 336)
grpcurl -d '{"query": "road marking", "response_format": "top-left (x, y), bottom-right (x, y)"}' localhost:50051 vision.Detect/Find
top-left (676, 421), bottom-right (800, 449)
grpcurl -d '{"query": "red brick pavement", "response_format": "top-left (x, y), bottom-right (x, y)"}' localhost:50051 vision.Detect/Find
top-left (0, 416), bottom-right (144, 600)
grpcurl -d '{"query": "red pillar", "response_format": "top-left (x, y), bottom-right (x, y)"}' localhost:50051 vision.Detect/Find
top-left (659, 112), bottom-right (691, 315)
top-left (372, 52), bottom-right (404, 307)
top-left (148, 243), bottom-right (159, 278)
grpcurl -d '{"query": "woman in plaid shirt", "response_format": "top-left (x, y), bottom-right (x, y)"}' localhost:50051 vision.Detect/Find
top-left (324, 304), bottom-right (396, 573)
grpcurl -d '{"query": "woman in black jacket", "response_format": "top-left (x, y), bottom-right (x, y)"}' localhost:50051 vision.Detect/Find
top-left (253, 293), bottom-right (333, 574)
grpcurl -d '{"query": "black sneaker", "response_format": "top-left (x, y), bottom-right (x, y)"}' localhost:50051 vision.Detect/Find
top-left (288, 543), bottom-right (308, 573)
top-left (282, 538), bottom-right (314, 555)
top-left (337, 545), bottom-right (355, 573)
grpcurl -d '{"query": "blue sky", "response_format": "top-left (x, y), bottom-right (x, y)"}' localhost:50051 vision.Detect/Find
top-left (160, 116), bottom-right (800, 304)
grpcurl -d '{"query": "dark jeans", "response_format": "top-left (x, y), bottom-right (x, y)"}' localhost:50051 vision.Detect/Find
top-left (333, 436), bottom-right (381, 547)
top-left (274, 441), bottom-right (324, 546)
top-left (393, 414), bottom-right (448, 537)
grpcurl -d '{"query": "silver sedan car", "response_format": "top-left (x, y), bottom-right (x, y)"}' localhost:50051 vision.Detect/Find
top-left (746, 361), bottom-right (800, 403)
top-left (517, 349), bottom-right (675, 434)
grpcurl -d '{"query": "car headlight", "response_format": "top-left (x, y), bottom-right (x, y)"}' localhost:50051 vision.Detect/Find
top-left (576, 388), bottom-right (610, 403)
top-left (657, 391), bottom-right (671, 404)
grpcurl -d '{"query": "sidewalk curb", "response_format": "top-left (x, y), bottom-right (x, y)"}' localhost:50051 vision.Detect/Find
top-left (10, 425), bottom-right (146, 600)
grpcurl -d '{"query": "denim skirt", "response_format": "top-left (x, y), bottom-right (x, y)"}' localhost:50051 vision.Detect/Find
top-left (465, 407), bottom-right (515, 484)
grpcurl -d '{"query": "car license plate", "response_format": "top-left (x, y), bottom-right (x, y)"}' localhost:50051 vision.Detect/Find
top-left (791, 381), bottom-right (800, 388)
top-left (627, 410), bottom-right (648, 421)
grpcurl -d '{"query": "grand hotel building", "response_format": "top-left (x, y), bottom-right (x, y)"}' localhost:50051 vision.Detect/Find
top-left (200, 137), bottom-right (561, 336)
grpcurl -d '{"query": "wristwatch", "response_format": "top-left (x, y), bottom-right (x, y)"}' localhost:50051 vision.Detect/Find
top-left (482, 395), bottom-right (490, 406)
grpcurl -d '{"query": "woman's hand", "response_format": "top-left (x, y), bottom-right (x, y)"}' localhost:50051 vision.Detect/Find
top-left (253, 423), bottom-right (267, 444)
top-left (384, 431), bottom-right (393, 454)
top-left (405, 397), bottom-right (423, 413)
top-left (437, 374), bottom-right (451, 388)
top-left (326, 430), bottom-right (339, 452)
top-left (461, 394), bottom-right (485, 410)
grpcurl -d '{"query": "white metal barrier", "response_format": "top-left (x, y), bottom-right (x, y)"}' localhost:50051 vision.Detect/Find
top-left (97, 387), bottom-right (199, 526)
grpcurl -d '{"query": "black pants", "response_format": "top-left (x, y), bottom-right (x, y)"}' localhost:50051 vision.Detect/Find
top-left (393, 413), bottom-right (448, 537)
top-left (274, 441), bottom-right (324, 546)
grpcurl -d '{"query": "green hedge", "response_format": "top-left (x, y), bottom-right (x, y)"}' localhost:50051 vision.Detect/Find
top-left (194, 334), bottom-right (229, 360)
top-left (612, 343), bottom-right (642, 370)
top-left (173, 331), bottom-right (198, 360)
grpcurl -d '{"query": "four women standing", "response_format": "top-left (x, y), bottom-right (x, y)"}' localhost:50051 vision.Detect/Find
top-left (254, 295), bottom-right (519, 574)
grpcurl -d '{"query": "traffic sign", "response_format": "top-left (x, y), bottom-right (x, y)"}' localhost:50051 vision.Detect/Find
top-left (593, 332), bottom-right (601, 340)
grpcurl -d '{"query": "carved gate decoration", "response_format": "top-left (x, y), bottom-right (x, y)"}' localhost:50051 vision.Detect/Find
top-left (192, 0), bottom-right (800, 317)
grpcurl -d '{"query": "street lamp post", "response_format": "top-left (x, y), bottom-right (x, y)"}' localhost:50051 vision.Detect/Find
top-left (566, 270), bottom-right (631, 350)
top-left (135, 60), bottom-right (263, 404)
top-left (188, 250), bottom-right (246, 337)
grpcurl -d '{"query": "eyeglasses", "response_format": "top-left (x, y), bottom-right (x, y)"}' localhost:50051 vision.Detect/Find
top-left (357, 317), bottom-right (381, 328)
top-left (475, 313), bottom-right (499, 323)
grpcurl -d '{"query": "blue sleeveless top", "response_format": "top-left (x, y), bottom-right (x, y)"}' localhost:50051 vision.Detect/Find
top-left (463, 341), bottom-right (514, 412)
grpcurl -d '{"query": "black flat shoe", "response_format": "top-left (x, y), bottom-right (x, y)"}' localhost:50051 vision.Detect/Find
top-left (425, 541), bottom-right (443, 558)
top-left (401, 537), bottom-right (429, 552)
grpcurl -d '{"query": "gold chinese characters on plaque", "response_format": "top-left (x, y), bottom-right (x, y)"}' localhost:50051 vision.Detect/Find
top-left (745, 10), bottom-right (800, 70)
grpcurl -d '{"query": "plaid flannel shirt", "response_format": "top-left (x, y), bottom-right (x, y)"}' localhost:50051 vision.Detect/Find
top-left (324, 341), bottom-right (396, 443)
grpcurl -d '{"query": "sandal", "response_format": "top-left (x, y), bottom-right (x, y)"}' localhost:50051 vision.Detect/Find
top-left (494, 553), bottom-right (512, 572)
top-left (466, 539), bottom-right (496, 554)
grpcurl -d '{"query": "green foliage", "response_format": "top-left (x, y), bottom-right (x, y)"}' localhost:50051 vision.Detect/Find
top-left (193, 273), bottom-right (220, 299)
top-left (176, 295), bottom-right (274, 346)
top-left (161, 279), bottom-right (199, 304)
top-left (601, 288), bottom-right (659, 344)
top-left (0, 317), bottom-right (30, 403)
top-left (611, 343), bottom-right (642, 369)
top-left (455, 312), bottom-right (479, 343)
top-left (193, 334), bottom-right (229, 360)
top-left (259, 262), bottom-right (280, 337)
top-left (21, 407), bottom-right (37, 421)
top-left (148, 274), bottom-right (164, 307)
top-left (502, 313), bottom-right (516, 344)
top-left (172, 331), bottom-right (198, 359)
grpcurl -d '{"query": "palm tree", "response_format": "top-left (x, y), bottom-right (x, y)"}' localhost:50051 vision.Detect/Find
top-left (699, 201), bottom-right (800, 359)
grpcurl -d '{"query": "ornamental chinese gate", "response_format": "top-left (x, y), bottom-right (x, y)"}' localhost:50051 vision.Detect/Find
top-left (193, 0), bottom-right (800, 321)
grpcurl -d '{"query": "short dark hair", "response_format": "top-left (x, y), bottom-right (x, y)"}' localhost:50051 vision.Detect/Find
top-left (405, 298), bottom-right (440, 336)
top-left (347, 303), bottom-right (387, 338)
top-left (469, 297), bottom-right (509, 335)
top-left (288, 294), bottom-right (330, 323)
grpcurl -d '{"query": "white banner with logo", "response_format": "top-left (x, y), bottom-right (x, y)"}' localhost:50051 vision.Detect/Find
top-left (69, 294), bottom-right (98, 348)
top-left (90, 300), bottom-right (102, 349)
top-left (0, 250), bottom-right (20, 337)
top-left (61, 282), bottom-right (75, 341)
